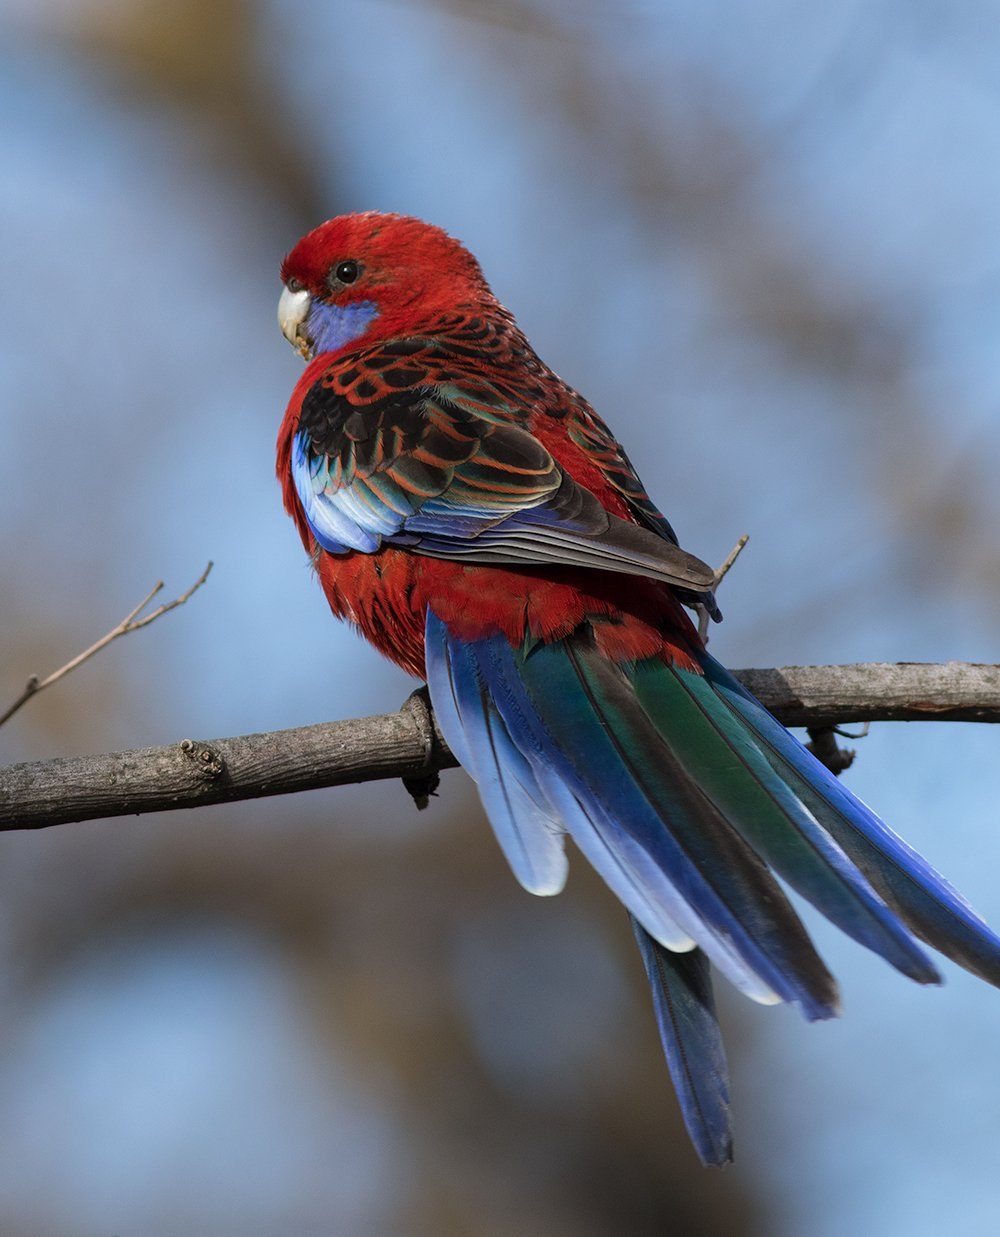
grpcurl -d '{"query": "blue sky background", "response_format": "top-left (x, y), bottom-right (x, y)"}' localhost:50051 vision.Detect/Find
top-left (2, 1), bottom-right (1000, 1233)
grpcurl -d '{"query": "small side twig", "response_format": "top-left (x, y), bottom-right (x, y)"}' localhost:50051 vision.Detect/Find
top-left (0, 562), bottom-right (213, 730)
top-left (699, 533), bottom-right (750, 641)
top-left (713, 533), bottom-right (750, 587)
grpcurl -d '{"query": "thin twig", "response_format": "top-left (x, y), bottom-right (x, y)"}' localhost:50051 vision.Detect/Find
top-left (699, 532), bottom-right (750, 641)
top-left (713, 533), bottom-right (750, 586)
top-left (0, 563), bottom-right (213, 729)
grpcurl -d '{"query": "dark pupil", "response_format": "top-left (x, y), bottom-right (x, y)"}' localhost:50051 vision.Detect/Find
top-left (335, 260), bottom-right (359, 284)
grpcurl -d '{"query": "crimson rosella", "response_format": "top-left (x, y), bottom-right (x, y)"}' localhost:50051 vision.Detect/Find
top-left (276, 212), bottom-right (1000, 1164)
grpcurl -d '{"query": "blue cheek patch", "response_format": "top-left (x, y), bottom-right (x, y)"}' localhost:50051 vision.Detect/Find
top-left (309, 300), bottom-right (378, 354)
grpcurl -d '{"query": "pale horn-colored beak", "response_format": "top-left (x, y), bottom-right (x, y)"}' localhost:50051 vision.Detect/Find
top-left (278, 285), bottom-right (313, 359)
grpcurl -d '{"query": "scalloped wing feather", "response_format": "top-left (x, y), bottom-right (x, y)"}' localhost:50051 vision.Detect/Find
top-left (292, 339), bottom-right (720, 608)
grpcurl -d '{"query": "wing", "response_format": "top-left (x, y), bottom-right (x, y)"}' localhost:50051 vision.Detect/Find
top-left (291, 334), bottom-right (720, 612)
top-left (404, 311), bottom-right (688, 547)
top-left (565, 401), bottom-right (685, 546)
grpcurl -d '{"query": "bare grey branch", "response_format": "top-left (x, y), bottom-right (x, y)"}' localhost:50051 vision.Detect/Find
top-left (1, 661), bottom-right (999, 833)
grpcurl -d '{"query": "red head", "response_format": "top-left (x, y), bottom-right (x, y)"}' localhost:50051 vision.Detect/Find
top-left (278, 212), bottom-right (496, 359)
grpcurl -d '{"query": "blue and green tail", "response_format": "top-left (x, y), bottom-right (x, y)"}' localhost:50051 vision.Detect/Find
top-left (425, 611), bottom-right (1000, 1164)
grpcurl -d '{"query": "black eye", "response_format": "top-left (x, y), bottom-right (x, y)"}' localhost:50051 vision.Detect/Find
top-left (334, 259), bottom-right (361, 285)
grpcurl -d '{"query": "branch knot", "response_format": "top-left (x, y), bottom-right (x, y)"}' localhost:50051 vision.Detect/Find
top-left (180, 739), bottom-right (226, 780)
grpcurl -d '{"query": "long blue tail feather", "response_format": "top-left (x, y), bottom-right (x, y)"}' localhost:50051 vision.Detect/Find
top-left (699, 651), bottom-right (1000, 987)
top-left (427, 611), bottom-right (840, 1018)
top-left (630, 919), bottom-right (733, 1167)
top-left (426, 621), bottom-right (568, 894)
top-left (633, 658), bottom-right (941, 986)
top-left (516, 634), bottom-right (839, 1016)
